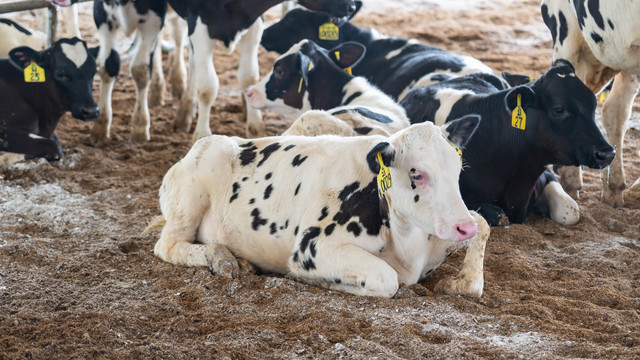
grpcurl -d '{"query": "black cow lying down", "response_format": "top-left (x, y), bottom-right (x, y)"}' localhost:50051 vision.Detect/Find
top-left (0, 37), bottom-right (98, 161)
top-left (400, 64), bottom-right (615, 226)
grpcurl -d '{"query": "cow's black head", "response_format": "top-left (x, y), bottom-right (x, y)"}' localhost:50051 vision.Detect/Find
top-left (262, 2), bottom-right (363, 54)
top-left (504, 62), bottom-right (614, 169)
top-left (9, 37), bottom-right (99, 121)
top-left (246, 40), bottom-right (366, 114)
top-left (297, 0), bottom-right (359, 26)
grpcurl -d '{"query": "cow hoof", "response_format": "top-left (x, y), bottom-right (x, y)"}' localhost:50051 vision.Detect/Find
top-left (173, 109), bottom-right (193, 133)
top-left (603, 187), bottom-right (624, 208)
top-left (238, 258), bottom-right (257, 275)
top-left (434, 275), bottom-right (483, 298)
top-left (206, 244), bottom-right (240, 279)
top-left (131, 129), bottom-right (150, 142)
top-left (89, 128), bottom-right (109, 146)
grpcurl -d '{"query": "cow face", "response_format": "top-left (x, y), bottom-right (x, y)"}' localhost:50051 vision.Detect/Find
top-left (246, 40), bottom-right (365, 115)
top-left (297, 0), bottom-right (359, 25)
top-left (262, 3), bottom-right (362, 53)
top-left (504, 63), bottom-right (614, 169)
top-left (9, 37), bottom-right (99, 121)
top-left (369, 117), bottom-right (479, 242)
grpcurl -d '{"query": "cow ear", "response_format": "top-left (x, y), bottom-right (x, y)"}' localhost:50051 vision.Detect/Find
top-left (8, 46), bottom-right (41, 69)
top-left (351, 1), bottom-right (363, 19)
top-left (502, 71), bottom-right (534, 87)
top-left (298, 52), bottom-right (315, 86)
top-left (328, 41), bottom-right (366, 69)
top-left (441, 115), bottom-right (480, 148)
top-left (366, 142), bottom-right (396, 173)
top-left (505, 86), bottom-right (536, 113)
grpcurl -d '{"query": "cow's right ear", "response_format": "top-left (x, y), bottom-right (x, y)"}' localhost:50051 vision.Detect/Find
top-left (8, 46), bottom-right (40, 70)
top-left (505, 85), bottom-right (536, 113)
top-left (502, 71), bottom-right (534, 87)
top-left (366, 141), bottom-right (396, 173)
top-left (351, 1), bottom-right (363, 19)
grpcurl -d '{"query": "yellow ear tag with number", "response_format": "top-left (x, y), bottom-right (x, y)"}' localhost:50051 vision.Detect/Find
top-left (319, 22), bottom-right (339, 40)
top-left (24, 60), bottom-right (45, 83)
top-left (377, 152), bottom-right (392, 196)
top-left (511, 93), bottom-right (526, 130)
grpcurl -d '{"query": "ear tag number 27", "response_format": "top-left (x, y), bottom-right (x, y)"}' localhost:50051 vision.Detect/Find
top-left (511, 93), bottom-right (526, 130)
top-left (24, 61), bottom-right (45, 83)
top-left (377, 152), bottom-right (392, 197)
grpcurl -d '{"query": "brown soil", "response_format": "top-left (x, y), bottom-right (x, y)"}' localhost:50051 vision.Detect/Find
top-left (1, 1), bottom-right (639, 359)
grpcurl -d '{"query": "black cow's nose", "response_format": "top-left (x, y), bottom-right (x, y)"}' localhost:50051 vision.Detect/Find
top-left (81, 106), bottom-right (100, 120)
top-left (594, 147), bottom-right (616, 168)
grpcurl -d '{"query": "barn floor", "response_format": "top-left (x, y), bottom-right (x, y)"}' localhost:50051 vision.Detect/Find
top-left (1, 1), bottom-right (639, 358)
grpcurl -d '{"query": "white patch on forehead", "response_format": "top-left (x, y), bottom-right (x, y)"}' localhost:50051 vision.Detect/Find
top-left (28, 133), bottom-right (45, 139)
top-left (60, 42), bottom-right (88, 68)
top-left (434, 89), bottom-right (475, 126)
top-left (279, 39), bottom-right (308, 60)
top-left (556, 73), bottom-right (566, 78)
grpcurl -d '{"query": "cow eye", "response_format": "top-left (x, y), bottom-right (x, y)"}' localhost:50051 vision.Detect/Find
top-left (274, 67), bottom-right (285, 80)
top-left (552, 106), bottom-right (567, 117)
top-left (54, 71), bottom-right (69, 82)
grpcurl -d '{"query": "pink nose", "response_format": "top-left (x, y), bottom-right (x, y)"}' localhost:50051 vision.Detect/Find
top-left (246, 88), bottom-right (254, 99)
top-left (454, 221), bottom-right (477, 241)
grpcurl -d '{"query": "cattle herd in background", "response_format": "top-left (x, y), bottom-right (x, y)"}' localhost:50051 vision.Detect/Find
top-left (0, 0), bottom-right (638, 298)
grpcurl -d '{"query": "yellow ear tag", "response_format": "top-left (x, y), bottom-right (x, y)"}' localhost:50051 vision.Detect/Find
top-left (450, 142), bottom-right (463, 166)
top-left (511, 93), bottom-right (526, 130)
top-left (377, 152), bottom-right (392, 196)
top-left (343, 67), bottom-right (352, 75)
top-left (319, 22), bottom-right (339, 40)
top-left (298, 62), bottom-right (314, 93)
top-left (599, 90), bottom-right (610, 103)
top-left (529, 77), bottom-right (534, 83)
top-left (24, 60), bottom-right (45, 83)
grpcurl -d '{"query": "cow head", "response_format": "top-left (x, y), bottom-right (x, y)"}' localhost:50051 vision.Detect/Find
top-left (297, 0), bottom-right (359, 26)
top-left (246, 39), bottom-right (365, 116)
top-left (367, 116), bottom-right (479, 242)
top-left (9, 37), bottom-right (99, 121)
top-left (262, 2), bottom-right (363, 53)
top-left (503, 62), bottom-right (614, 169)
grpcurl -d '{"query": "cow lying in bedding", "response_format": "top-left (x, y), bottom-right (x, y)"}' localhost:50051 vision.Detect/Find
top-left (148, 118), bottom-right (490, 298)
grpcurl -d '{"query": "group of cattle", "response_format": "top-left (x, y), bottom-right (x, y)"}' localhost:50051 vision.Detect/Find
top-left (1, 0), bottom-right (639, 298)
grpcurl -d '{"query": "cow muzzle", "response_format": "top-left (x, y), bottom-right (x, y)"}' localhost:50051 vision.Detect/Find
top-left (75, 105), bottom-right (99, 121)
top-left (592, 145), bottom-right (615, 169)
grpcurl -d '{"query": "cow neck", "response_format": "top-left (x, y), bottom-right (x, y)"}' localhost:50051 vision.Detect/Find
top-left (0, 61), bottom-right (68, 136)
top-left (341, 23), bottom-right (376, 46)
top-left (307, 63), bottom-right (353, 110)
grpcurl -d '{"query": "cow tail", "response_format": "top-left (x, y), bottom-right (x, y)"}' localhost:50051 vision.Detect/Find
top-left (141, 215), bottom-right (166, 236)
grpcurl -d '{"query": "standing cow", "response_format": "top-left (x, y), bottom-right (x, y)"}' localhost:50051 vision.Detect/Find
top-left (541, 0), bottom-right (640, 207)
top-left (400, 63), bottom-right (615, 225)
top-left (148, 117), bottom-right (492, 298)
top-left (0, 37), bottom-right (98, 160)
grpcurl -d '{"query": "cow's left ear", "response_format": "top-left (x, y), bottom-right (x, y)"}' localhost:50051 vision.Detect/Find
top-left (505, 85), bottom-right (536, 113)
top-left (366, 141), bottom-right (396, 173)
top-left (298, 52), bottom-right (315, 87)
top-left (502, 71), bottom-right (535, 87)
top-left (88, 46), bottom-right (100, 60)
top-left (328, 41), bottom-right (366, 69)
top-left (441, 115), bottom-right (480, 148)
top-left (8, 46), bottom-right (41, 70)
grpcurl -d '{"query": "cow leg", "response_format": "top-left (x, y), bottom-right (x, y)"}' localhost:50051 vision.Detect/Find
top-left (129, 16), bottom-right (163, 142)
top-left (601, 72), bottom-right (640, 207)
top-left (166, 9), bottom-right (187, 100)
top-left (148, 39), bottom-right (166, 107)
top-left (60, 5), bottom-right (81, 38)
top-left (557, 166), bottom-right (582, 200)
top-left (237, 19), bottom-right (266, 138)
top-left (91, 24), bottom-right (120, 144)
top-left (0, 129), bottom-right (63, 160)
top-left (539, 176), bottom-right (580, 225)
top-left (434, 211), bottom-right (489, 298)
top-left (287, 241), bottom-right (399, 298)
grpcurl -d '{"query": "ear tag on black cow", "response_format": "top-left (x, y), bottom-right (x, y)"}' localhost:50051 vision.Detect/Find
top-left (529, 77), bottom-right (534, 83)
top-left (334, 51), bottom-right (352, 74)
top-left (511, 94), bottom-right (526, 130)
top-left (377, 152), bottom-right (392, 197)
top-left (298, 62), bottom-right (314, 93)
top-left (599, 89), bottom-right (610, 103)
top-left (450, 142), bottom-right (463, 166)
top-left (319, 22), bottom-right (339, 40)
top-left (24, 61), bottom-right (45, 83)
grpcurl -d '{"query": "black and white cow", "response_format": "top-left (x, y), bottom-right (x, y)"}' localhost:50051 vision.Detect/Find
top-left (148, 116), bottom-right (491, 298)
top-left (400, 64), bottom-right (615, 226)
top-left (0, 37), bottom-right (98, 160)
top-left (540, 0), bottom-right (640, 207)
top-left (0, 19), bottom-right (47, 57)
top-left (246, 40), bottom-right (410, 137)
top-left (260, 3), bottom-right (493, 101)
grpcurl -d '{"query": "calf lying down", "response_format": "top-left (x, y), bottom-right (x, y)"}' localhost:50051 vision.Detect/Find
top-left (148, 119), bottom-right (490, 298)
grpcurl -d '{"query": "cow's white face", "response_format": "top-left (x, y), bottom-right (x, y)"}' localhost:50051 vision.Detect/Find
top-left (384, 121), bottom-right (477, 242)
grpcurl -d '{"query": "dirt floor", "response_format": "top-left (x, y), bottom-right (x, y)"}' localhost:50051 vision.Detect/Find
top-left (1, 0), bottom-right (639, 359)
